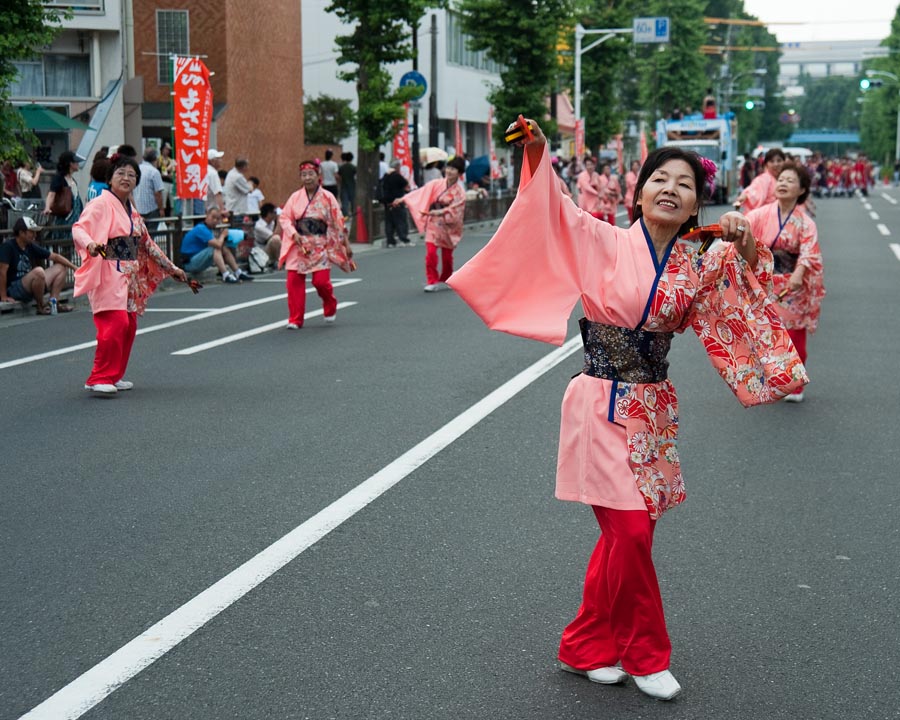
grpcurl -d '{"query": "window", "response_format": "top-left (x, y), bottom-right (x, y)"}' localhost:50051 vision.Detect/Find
top-left (10, 56), bottom-right (91, 98)
top-left (43, 0), bottom-right (104, 11)
top-left (156, 10), bottom-right (190, 84)
top-left (446, 12), bottom-right (502, 74)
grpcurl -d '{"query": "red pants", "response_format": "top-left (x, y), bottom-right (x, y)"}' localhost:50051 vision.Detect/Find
top-left (558, 506), bottom-right (671, 676)
top-left (589, 211), bottom-right (616, 226)
top-left (788, 328), bottom-right (807, 364)
top-left (286, 269), bottom-right (337, 325)
top-left (87, 310), bottom-right (137, 385)
top-left (425, 242), bottom-right (454, 285)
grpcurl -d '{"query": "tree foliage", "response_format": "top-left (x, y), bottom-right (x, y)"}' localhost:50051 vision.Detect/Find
top-left (457, 0), bottom-right (576, 145)
top-left (860, 6), bottom-right (900, 164)
top-left (795, 75), bottom-right (860, 131)
top-left (0, 0), bottom-right (69, 160)
top-left (304, 94), bottom-right (356, 145)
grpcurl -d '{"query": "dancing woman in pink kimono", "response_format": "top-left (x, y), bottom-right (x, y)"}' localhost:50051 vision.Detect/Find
top-left (734, 148), bottom-right (785, 212)
top-left (448, 119), bottom-right (807, 701)
top-left (399, 155), bottom-right (466, 292)
top-left (747, 162), bottom-right (825, 402)
top-left (73, 154), bottom-right (188, 395)
top-left (278, 161), bottom-right (354, 328)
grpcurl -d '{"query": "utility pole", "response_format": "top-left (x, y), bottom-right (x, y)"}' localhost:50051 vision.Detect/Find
top-left (428, 13), bottom-right (439, 147)
top-left (411, 18), bottom-right (422, 185)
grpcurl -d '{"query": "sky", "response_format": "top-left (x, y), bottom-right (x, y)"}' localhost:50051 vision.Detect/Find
top-left (742, 0), bottom-right (897, 43)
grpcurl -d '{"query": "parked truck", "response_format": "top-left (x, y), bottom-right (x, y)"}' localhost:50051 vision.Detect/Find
top-left (654, 114), bottom-right (739, 205)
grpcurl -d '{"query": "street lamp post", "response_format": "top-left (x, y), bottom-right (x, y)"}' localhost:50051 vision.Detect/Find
top-left (865, 69), bottom-right (900, 162)
top-left (573, 24), bottom-right (633, 126)
top-left (723, 68), bottom-right (767, 113)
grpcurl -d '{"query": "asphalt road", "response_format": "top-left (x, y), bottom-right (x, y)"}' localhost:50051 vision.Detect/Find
top-left (2, 194), bottom-right (899, 720)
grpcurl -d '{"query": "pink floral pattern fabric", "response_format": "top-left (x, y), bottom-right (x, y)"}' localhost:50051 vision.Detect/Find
top-left (403, 178), bottom-right (466, 248)
top-left (278, 186), bottom-right (352, 273)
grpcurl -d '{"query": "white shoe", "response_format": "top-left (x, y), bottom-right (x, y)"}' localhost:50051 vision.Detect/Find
top-left (324, 314), bottom-right (336, 324)
top-left (114, 380), bottom-right (133, 391)
top-left (423, 283), bottom-right (438, 292)
top-left (84, 383), bottom-right (117, 395)
top-left (286, 322), bottom-right (300, 330)
top-left (560, 662), bottom-right (628, 685)
top-left (436, 281), bottom-right (452, 292)
top-left (783, 391), bottom-right (804, 403)
top-left (633, 670), bottom-right (681, 700)
top-left (223, 271), bottom-right (238, 283)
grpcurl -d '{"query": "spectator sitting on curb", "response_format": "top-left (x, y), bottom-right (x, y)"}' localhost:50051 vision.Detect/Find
top-left (180, 207), bottom-right (252, 283)
top-left (253, 203), bottom-right (282, 267)
top-left (0, 217), bottom-right (77, 313)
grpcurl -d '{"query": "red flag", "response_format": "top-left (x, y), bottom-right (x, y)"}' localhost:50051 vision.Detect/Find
top-left (574, 119), bottom-right (585, 161)
top-left (172, 57), bottom-right (212, 200)
top-left (392, 104), bottom-right (413, 178)
top-left (454, 102), bottom-right (463, 157)
top-left (488, 106), bottom-right (501, 179)
top-left (640, 130), bottom-right (648, 164)
top-left (615, 134), bottom-right (624, 175)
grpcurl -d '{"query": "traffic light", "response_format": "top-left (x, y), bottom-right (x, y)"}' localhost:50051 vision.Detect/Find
top-left (745, 100), bottom-right (755, 110)
top-left (860, 78), bottom-right (884, 90)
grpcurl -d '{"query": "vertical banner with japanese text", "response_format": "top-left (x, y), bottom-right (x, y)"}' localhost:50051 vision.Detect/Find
top-left (392, 104), bottom-right (413, 179)
top-left (574, 119), bottom-right (585, 162)
top-left (454, 102), bottom-right (463, 158)
top-left (173, 57), bottom-right (212, 200)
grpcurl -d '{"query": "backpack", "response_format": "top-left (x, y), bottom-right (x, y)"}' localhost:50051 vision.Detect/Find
top-left (373, 175), bottom-right (386, 204)
top-left (247, 245), bottom-right (269, 274)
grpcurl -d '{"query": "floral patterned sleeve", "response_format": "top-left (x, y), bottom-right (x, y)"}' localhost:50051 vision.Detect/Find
top-left (141, 232), bottom-right (178, 274)
top-left (685, 240), bottom-right (807, 406)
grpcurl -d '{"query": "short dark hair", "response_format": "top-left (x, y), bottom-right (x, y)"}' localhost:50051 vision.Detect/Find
top-left (117, 144), bottom-right (138, 159)
top-left (259, 202), bottom-right (276, 217)
top-left (765, 148), bottom-right (785, 164)
top-left (249, 176), bottom-right (260, 185)
top-left (779, 162), bottom-right (811, 205)
top-left (106, 154), bottom-right (141, 185)
top-left (631, 146), bottom-right (708, 237)
top-left (341, 152), bottom-right (354, 162)
top-left (57, 151), bottom-right (78, 174)
top-left (325, 149), bottom-right (334, 160)
top-left (90, 158), bottom-right (110, 183)
top-left (446, 156), bottom-right (466, 173)
top-left (235, 157), bottom-right (249, 170)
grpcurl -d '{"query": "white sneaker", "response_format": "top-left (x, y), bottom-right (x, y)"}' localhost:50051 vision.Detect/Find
top-left (436, 282), bottom-right (452, 292)
top-left (560, 662), bottom-right (628, 685)
top-left (324, 314), bottom-right (336, 324)
top-left (286, 322), bottom-right (300, 330)
top-left (84, 383), bottom-right (117, 395)
top-left (633, 670), bottom-right (681, 700)
top-left (423, 284), bottom-right (438, 292)
top-left (114, 380), bottom-right (134, 391)
top-left (783, 391), bottom-right (804, 403)
top-left (223, 271), bottom-right (238, 283)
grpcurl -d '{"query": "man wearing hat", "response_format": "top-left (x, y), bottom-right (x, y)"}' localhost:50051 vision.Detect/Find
top-left (0, 217), bottom-right (77, 314)
top-left (205, 148), bottom-right (226, 215)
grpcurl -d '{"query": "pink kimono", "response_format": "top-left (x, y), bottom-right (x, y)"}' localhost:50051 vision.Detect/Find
top-left (403, 178), bottom-right (466, 249)
top-left (72, 190), bottom-right (176, 314)
top-left (278, 186), bottom-right (351, 273)
top-left (740, 171), bottom-right (776, 212)
top-left (576, 170), bottom-right (602, 214)
top-left (624, 170), bottom-right (638, 220)
top-left (747, 202), bottom-right (825, 332)
top-left (448, 146), bottom-right (807, 519)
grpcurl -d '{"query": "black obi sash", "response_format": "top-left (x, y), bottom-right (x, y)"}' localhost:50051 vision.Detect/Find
top-left (295, 217), bottom-right (328, 236)
top-left (103, 235), bottom-right (140, 261)
top-left (579, 317), bottom-right (673, 383)
top-left (772, 249), bottom-right (799, 274)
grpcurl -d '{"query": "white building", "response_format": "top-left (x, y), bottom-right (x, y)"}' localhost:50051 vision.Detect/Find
top-left (9, 0), bottom-right (140, 190)
top-left (778, 39), bottom-right (882, 98)
top-left (302, 2), bottom-right (504, 163)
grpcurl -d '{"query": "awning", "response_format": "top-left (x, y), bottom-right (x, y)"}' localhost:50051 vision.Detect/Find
top-left (17, 105), bottom-right (88, 132)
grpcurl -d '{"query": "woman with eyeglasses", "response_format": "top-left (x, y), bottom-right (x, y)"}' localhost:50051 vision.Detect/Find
top-left (72, 154), bottom-right (189, 395)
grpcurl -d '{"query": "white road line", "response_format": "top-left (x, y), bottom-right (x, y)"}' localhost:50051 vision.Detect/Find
top-left (0, 279), bottom-right (360, 371)
top-left (881, 193), bottom-right (898, 205)
top-left (863, 202), bottom-right (872, 211)
top-left (143, 308), bottom-right (218, 313)
top-left (891, 244), bottom-right (900, 261)
top-left (172, 302), bottom-right (358, 355)
top-left (878, 224), bottom-right (891, 236)
top-left (870, 211), bottom-right (880, 220)
top-left (18, 335), bottom-right (582, 720)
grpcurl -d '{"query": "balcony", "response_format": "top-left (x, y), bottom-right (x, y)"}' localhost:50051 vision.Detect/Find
top-left (44, 0), bottom-right (104, 13)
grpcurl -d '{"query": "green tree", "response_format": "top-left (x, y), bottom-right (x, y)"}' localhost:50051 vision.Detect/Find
top-left (860, 6), bottom-right (900, 164)
top-left (795, 74), bottom-right (860, 131)
top-left (457, 0), bottom-right (576, 146)
top-left (327, 0), bottom-right (438, 233)
top-left (0, 0), bottom-right (69, 159)
top-left (304, 94), bottom-right (356, 145)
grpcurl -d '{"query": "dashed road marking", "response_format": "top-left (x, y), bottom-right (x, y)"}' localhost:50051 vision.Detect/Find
top-left (878, 224), bottom-right (891, 236)
top-left (870, 211), bottom-right (880, 220)
top-left (890, 243), bottom-right (900, 261)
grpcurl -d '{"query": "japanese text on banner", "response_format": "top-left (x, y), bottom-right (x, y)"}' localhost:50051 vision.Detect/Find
top-left (392, 105), bottom-right (413, 179)
top-left (173, 57), bottom-right (212, 200)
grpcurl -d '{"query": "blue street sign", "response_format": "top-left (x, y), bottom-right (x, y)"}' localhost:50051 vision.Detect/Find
top-left (633, 16), bottom-right (670, 44)
top-left (399, 71), bottom-right (428, 100)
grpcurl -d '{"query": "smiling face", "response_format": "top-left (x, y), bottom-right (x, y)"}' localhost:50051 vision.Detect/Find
top-left (765, 154), bottom-right (785, 178)
top-left (636, 159), bottom-right (700, 230)
top-left (445, 165), bottom-right (460, 184)
top-left (109, 165), bottom-right (138, 199)
top-left (775, 168), bottom-right (802, 203)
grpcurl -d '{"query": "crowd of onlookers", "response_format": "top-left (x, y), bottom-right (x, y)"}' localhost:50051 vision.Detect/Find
top-left (739, 150), bottom-right (877, 199)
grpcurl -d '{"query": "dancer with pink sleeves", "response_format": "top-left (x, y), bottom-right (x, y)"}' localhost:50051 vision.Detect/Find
top-left (575, 156), bottom-right (603, 216)
top-left (747, 162), bottom-right (825, 402)
top-left (399, 155), bottom-right (466, 292)
top-left (73, 153), bottom-right (188, 396)
top-left (279, 160), bottom-right (354, 328)
top-left (597, 162), bottom-right (620, 225)
top-left (734, 148), bottom-right (785, 211)
top-left (624, 160), bottom-right (640, 223)
top-left (448, 118), bottom-right (806, 701)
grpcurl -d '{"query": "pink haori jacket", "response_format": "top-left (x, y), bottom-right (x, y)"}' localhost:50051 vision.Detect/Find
top-left (747, 202), bottom-right (825, 332)
top-left (403, 178), bottom-right (466, 249)
top-left (741, 171), bottom-right (776, 212)
top-left (278, 186), bottom-right (352, 274)
top-left (448, 145), bottom-right (808, 519)
top-left (72, 190), bottom-right (177, 314)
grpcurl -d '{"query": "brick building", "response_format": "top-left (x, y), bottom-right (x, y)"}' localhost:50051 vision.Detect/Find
top-left (132, 0), bottom-right (304, 206)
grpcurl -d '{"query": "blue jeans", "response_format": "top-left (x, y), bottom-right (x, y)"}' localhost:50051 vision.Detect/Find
top-left (183, 247), bottom-right (215, 273)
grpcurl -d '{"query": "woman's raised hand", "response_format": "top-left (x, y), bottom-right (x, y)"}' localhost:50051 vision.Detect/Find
top-left (717, 210), bottom-right (757, 269)
top-left (505, 118), bottom-right (546, 147)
